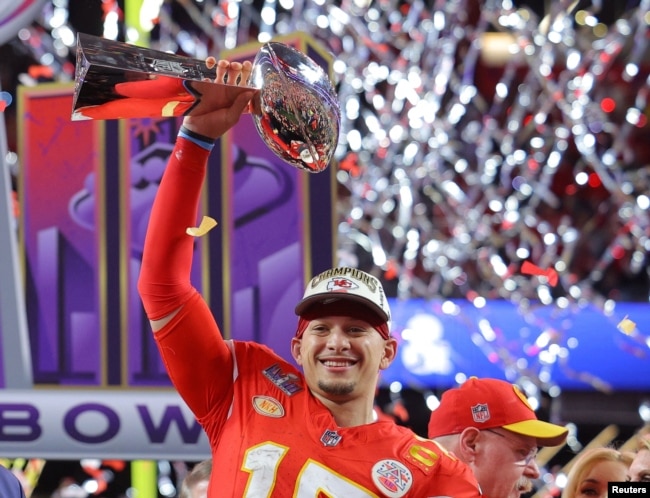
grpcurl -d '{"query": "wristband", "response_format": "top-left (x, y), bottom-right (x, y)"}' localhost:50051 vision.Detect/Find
top-left (179, 125), bottom-right (216, 151)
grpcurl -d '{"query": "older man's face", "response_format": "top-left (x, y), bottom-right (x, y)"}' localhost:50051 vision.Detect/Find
top-left (471, 428), bottom-right (541, 498)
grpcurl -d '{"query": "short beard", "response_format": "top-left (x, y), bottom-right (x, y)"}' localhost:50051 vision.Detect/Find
top-left (515, 477), bottom-right (532, 494)
top-left (318, 379), bottom-right (355, 396)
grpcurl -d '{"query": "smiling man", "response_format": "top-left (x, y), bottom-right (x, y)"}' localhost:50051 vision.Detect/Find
top-left (290, 268), bottom-right (396, 426)
top-left (137, 59), bottom-right (483, 497)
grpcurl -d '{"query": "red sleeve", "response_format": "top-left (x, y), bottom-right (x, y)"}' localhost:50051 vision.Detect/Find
top-left (138, 136), bottom-right (233, 419)
top-left (137, 136), bottom-right (209, 320)
top-left (154, 292), bottom-right (234, 419)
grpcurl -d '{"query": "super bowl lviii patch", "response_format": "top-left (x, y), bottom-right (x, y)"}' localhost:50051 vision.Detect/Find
top-left (262, 363), bottom-right (303, 395)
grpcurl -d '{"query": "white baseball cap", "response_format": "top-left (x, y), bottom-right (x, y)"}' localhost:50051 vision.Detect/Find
top-left (294, 267), bottom-right (391, 323)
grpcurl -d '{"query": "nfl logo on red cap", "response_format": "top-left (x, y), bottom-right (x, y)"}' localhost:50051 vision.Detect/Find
top-left (471, 403), bottom-right (490, 423)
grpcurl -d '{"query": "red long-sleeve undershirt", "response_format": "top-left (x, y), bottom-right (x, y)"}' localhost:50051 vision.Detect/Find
top-left (137, 136), bottom-right (209, 320)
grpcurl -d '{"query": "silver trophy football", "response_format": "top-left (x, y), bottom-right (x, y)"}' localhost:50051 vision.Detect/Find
top-left (72, 33), bottom-right (340, 173)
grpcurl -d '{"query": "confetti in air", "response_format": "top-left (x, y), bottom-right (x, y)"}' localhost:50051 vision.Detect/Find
top-left (186, 216), bottom-right (217, 237)
top-left (616, 315), bottom-right (636, 336)
top-left (521, 261), bottom-right (559, 287)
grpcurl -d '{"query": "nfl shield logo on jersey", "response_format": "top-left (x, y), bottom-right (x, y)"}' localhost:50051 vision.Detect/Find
top-left (320, 429), bottom-right (342, 447)
top-left (471, 403), bottom-right (490, 423)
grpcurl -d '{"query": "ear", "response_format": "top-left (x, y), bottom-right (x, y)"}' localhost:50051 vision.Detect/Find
top-left (457, 427), bottom-right (482, 463)
top-left (290, 337), bottom-right (303, 365)
top-left (379, 337), bottom-right (398, 370)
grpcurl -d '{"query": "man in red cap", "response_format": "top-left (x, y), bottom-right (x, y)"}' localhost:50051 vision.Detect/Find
top-left (428, 377), bottom-right (568, 498)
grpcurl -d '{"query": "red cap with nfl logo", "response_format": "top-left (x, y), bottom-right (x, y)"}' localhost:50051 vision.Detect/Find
top-left (428, 377), bottom-right (568, 446)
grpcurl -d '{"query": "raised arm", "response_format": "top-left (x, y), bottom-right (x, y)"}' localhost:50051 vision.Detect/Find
top-left (136, 60), bottom-right (258, 417)
top-left (137, 60), bottom-right (257, 332)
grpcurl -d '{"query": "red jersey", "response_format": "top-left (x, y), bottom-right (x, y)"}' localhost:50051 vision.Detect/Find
top-left (155, 294), bottom-right (482, 498)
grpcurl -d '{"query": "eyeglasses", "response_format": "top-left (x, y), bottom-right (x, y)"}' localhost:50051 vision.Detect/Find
top-left (484, 429), bottom-right (539, 467)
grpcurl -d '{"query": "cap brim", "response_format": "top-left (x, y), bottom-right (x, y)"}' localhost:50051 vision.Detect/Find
top-left (503, 419), bottom-right (569, 447)
top-left (295, 293), bottom-right (389, 322)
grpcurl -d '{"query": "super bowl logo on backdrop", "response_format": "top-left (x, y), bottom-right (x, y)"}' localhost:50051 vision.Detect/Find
top-left (471, 403), bottom-right (490, 423)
